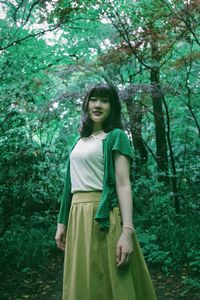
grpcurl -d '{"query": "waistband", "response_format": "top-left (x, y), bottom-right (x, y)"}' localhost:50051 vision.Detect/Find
top-left (72, 191), bottom-right (102, 204)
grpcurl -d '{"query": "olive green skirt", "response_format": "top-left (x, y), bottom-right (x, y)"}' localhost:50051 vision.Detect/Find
top-left (63, 192), bottom-right (157, 300)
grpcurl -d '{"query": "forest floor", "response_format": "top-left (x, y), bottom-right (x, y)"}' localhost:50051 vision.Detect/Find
top-left (1, 252), bottom-right (200, 300)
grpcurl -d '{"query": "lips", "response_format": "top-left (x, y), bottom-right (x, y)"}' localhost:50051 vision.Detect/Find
top-left (93, 111), bottom-right (102, 116)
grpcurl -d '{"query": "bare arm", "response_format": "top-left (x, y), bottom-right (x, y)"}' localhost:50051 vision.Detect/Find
top-left (114, 151), bottom-right (134, 267)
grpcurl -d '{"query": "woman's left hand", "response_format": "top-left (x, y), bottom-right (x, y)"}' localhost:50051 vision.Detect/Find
top-left (116, 229), bottom-right (134, 267)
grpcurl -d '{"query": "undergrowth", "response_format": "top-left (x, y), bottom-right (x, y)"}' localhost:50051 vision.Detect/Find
top-left (134, 175), bottom-right (200, 294)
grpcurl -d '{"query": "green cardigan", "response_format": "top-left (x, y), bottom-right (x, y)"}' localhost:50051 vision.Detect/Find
top-left (58, 128), bottom-right (134, 230)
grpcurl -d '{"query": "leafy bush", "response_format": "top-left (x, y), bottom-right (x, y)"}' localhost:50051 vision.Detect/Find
top-left (0, 214), bottom-right (57, 271)
top-left (134, 175), bottom-right (200, 282)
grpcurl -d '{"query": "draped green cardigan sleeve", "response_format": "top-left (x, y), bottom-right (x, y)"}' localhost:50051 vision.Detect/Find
top-left (57, 128), bottom-right (134, 230)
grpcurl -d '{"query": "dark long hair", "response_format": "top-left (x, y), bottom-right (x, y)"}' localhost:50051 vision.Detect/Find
top-left (79, 83), bottom-right (124, 137)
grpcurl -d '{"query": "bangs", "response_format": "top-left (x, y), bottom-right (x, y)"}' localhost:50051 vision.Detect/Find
top-left (89, 85), bottom-right (113, 101)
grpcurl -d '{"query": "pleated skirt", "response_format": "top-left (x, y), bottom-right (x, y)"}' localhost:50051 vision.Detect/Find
top-left (63, 192), bottom-right (157, 300)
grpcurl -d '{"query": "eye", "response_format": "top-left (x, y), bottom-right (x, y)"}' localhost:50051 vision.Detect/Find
top-left (89, 97), bottom-right (109, 103)
top-left (101, 98), bottom-right (109, 103)
top-left (90, 97), bottom-right (97, 102)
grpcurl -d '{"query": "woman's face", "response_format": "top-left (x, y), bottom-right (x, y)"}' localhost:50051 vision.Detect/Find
top-left (88, 95), bottom-right (111, 127)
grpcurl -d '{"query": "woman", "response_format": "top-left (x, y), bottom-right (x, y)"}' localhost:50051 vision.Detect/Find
top-left (55, 83), bottom-right (157, 300)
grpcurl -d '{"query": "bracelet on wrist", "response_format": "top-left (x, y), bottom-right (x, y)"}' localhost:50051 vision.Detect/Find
top-left (122, 226), bottom-right (136, 232)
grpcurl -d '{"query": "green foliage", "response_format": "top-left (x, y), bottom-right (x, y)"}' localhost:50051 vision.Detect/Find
top-left (134, 176), bottom-right (200, 279)
top-left (0, 218), bottom-right (56, 270)
top-left (0, 0), bottom-right (199, 297)
top-left (181, 275), bottom-right (200, 297)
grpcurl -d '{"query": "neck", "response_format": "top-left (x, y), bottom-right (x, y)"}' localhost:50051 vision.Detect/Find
top-left (92, 124), bottom-right (103, 133)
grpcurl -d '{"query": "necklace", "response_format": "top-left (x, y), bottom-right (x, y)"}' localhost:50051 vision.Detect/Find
top-left (82, 130), bottom-right (105, 141)
top-left (91, 130), bottom-right (104, 138)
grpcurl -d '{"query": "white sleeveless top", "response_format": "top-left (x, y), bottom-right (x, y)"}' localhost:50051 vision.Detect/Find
top-left (70, 134), bottom-right (107, 193)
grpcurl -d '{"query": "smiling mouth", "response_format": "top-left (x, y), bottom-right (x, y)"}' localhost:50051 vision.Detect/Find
top-left (93, 111), bottom-right (102, 115)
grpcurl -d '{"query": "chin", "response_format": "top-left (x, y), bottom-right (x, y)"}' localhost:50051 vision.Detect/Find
top-left (92, 118), bottom-right (103, 123)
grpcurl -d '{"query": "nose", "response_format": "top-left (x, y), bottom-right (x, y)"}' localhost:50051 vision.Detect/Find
top-left (94, 99), bottom-right (102, 107)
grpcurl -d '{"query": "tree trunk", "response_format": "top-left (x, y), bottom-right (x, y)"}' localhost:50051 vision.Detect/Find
top-left (162, 96), bottom-right (180, 212)
top-left (125, 98), bottom-right (148, 169)
top-left (150, 68), bottom-right (169, 182)
top-left (150, 33), bottom-right (169, 182)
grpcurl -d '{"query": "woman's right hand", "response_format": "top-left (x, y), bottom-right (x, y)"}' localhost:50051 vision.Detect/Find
top-left (55, 223), bottom-right (66, 251)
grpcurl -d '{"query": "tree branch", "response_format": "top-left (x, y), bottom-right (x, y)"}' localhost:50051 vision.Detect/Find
top-left (25, 0), bottom-right (41, 24)
top-left (162, 0), bottom-right (200, 47)
top-left (13, 0), bottom-right (25, 22)
top-left (0, 23), bottom-right (61, 51)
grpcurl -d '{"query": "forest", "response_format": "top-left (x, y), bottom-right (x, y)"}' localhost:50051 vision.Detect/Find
top-left (0, 0), bottom-right (199, 299)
